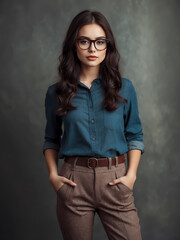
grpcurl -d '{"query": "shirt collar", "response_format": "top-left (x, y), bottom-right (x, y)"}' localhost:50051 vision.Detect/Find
top-left (78, 74), bottom-right (102, 85)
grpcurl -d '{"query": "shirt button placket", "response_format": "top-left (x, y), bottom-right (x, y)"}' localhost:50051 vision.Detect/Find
top-left (89, 87), bottom-right (97, 152)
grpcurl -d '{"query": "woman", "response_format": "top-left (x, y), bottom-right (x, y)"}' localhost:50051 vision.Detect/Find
top-left (43, 10), bottom-right (145, 240)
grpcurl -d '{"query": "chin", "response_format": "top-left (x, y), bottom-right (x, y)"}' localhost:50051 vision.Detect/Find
top-left (86, 60), bottom-right (102, 65)
top-left (87, 63), bottom-right (100, 67)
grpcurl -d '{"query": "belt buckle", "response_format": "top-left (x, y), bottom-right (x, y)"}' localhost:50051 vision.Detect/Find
top-left (88, 157), bottom-right (98, 168)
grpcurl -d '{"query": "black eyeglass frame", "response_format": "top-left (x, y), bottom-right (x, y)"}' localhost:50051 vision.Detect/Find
top-left (76, 38), bottom-right (110, 51)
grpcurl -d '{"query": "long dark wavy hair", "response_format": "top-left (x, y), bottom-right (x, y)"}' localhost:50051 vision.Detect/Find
top-left (55, 10), bottom-right (127, 117)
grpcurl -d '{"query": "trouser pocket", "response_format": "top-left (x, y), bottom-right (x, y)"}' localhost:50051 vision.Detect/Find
top-left (103, 164), bottom-right (134, 204)
top-left (114, 168), bottom-right (133, 193)
top-left (57, 163), bottom-right (74, 200)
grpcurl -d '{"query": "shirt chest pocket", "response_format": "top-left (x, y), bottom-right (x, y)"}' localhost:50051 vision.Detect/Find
top-left (103, 107), bottom-right (124, 131)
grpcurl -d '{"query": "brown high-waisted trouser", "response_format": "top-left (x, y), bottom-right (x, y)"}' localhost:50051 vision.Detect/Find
top-left (56, 155), bottom-right (142, 240)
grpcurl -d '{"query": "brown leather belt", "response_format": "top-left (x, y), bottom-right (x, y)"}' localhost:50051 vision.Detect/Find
top-left (64, 155), bottom-right (125, 168)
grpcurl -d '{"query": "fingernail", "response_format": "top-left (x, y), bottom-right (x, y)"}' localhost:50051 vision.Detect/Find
top-left (109, 182), bottom-right (113, 185)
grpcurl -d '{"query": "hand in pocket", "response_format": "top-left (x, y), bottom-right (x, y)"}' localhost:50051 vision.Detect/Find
top-left (109, 175), bottom-right (136, 191)
top-left (49, 173), bottom-right (77, 193)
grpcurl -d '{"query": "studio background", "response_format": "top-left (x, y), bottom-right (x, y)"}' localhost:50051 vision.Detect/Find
top-left (0, 0), bottom-right (179, 239)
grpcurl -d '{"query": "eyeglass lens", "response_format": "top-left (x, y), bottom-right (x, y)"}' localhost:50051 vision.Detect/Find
top-left (78, 39), bottom-right (108, 50)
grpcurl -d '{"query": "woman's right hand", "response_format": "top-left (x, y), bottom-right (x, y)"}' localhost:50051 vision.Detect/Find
top-left (49, 173), bottom-right (77, 193)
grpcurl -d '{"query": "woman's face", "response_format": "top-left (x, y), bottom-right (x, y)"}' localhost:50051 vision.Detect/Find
top-left (75, 23), bottom-right (107, 68)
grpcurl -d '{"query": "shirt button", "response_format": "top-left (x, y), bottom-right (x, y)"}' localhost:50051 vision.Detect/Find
top-left (91, 90), bottom-right (94, 93)
top-left (91, 119), bottom-right (95, 123)
top-left (92, 137), bottom-right (96, 141)
top-left (90, 105), bottom-right (93, 108)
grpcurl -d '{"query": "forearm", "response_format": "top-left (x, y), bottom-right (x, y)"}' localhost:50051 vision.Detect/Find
top-left (44, 149), bottom-right (59, 177)
top-left (126, 149), bottom-right (142, 179)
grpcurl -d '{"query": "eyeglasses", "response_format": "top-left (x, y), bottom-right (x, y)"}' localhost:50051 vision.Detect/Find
top-left (76, 38), bottom-right (110, 51)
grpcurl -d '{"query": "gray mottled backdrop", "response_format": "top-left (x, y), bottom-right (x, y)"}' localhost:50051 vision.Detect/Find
top-left (1, 0), bottom-right (179, 239)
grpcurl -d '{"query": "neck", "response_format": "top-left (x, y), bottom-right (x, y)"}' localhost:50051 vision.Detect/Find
top-left (80, 64), bottom-right (100, 81)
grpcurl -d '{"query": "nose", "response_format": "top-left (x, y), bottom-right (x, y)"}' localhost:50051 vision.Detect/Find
top-left (88, 41), bottom-right (96, 52)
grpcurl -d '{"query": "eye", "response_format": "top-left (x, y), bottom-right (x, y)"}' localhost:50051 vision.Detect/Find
top-left (79, 39), bottom-right (89, 45)
top-left (96, 40), bottom-right (106, 45)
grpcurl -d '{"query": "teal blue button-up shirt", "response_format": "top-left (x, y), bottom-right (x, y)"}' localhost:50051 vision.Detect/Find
top-left (43, 76), bottom-right (144, 159)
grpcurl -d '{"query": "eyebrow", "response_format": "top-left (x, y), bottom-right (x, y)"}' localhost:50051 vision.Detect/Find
top-left (78, 36), bottom-right (106, 40)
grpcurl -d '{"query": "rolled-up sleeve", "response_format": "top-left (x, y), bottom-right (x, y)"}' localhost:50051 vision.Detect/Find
top-left (124, 81), bottom-right (145, 155)
top-left (42, 85), bottom-right (63, 156)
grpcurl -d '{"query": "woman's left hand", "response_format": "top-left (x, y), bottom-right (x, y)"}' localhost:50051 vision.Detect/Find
top-left (109, 174), bottom-right (136, 191)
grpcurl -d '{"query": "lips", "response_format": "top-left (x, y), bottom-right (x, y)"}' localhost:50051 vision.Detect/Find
top-left (87, 56), bottom-right (98, 60)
